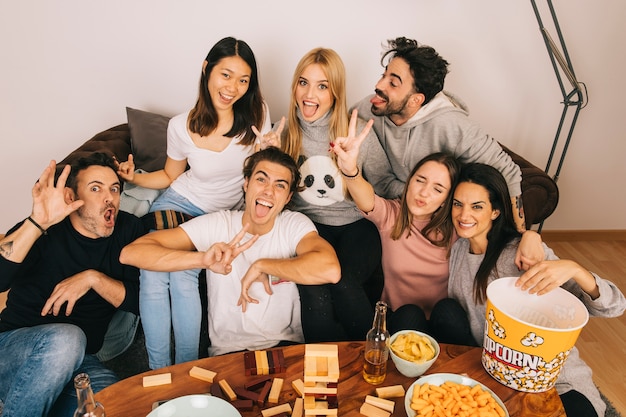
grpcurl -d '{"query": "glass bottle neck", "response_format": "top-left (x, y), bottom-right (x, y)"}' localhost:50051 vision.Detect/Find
top-left (74, 374), bottom-right (97, 408)
top-left (372, 301), bottom-right (387, 332)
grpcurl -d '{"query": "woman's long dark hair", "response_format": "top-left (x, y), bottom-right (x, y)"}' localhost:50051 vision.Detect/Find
top-left (458, 163), bottom-right (522, 303)
top-left (188, 37), bottom-right (264, 146)
top-left (391, 152), bottom-right (460, 252)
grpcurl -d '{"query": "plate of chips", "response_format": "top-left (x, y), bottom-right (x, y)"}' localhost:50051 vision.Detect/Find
top-left (405, 373), bottom-right (508, 417)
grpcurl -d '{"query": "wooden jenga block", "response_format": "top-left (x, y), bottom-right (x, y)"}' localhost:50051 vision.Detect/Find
top-left (315, 356), bottom-right (328, 376)
top-left (292, 397), bottom-right (304, 417)
top-left (304, 355), bottom-right (317, 376)
top-left (276, 348), bottom-right (286, 372)
top-left (218, 379), bottom-right (237, 401)
top-left (303, 382), bottom-right (337, 395)
top-left (257, 380), bottom-right (273, 406)
top-left (359, 402), bottom-right (391, 417)
top-left (261, 403), bottom-right (292, 417)
top-left (232, 399), bottom-right (254, 411)
top-left (142, 373), bottom-right (171, 387)
top-left (245, 375), bottom-right (272, 391)
top-left (259, 350), bottom-right (270, 375)
top-left (292, 378), bottom-right (305, 396)
top-left (267, 348), bottom-right (276, 373)
top-left (234, 386), bottom-right (259, 402)
top-left (188, 366), bottom-right (216, 383)
top-left (268, 377), bottom-right (283, 403)
top-left (375, 385), bottom-right (405, 399)
top-left (303, 373), bottom-right (338, 384)
top-left (303, 394), bottom-right (316, 409)
top-left (255, 350), bottom-right (266, 375)
top-left (244, 351), bottom-right (257, 376)
top-left (327, 393), bottom-right (338, 409)
top-left (365, 395), bottom-right (395, 413)
top-left (210, 382), bottom-right (226, 400)
top-left (303, 400), bottom-right (338, 416)
top-left (327, 355), bottom-right (340, 379)
top-left (305, 344), bottom-right (338, 357)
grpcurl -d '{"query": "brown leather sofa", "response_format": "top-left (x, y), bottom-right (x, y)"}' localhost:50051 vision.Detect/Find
top-left (59, 122), bottom-right (559, 227)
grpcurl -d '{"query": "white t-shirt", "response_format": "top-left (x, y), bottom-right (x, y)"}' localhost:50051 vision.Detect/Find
top-left (168, 107), bottom-right (271, 212)
top-left (180, 209), bottom-right (315, 356)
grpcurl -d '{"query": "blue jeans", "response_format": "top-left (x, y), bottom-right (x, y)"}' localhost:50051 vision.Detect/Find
top-left (141, 187), bottom-right (204, 369)
top-left (0, 323), bottom-right (117, 417)
top-left (95, 310), bottom-right (140, 362)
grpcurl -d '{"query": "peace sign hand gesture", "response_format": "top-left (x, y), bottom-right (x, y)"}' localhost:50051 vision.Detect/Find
top-left (203, 224), bottom-right (258, 275)
top-left (252, 116), bottom-right (285, 151)
top-left (330, 109), bottom-right (374, 176)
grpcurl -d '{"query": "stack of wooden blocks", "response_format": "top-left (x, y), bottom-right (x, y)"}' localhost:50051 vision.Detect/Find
top-left (244, 349), bottom-right (287, 376)
top-left (300, 344), bottom-right (340, 416)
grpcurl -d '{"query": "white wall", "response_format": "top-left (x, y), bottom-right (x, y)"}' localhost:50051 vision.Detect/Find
top-left (1, 0), bottom-right (624, 233)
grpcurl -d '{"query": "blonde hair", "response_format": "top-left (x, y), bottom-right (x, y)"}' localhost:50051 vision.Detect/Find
top-left (283, 48), bottom-right (349, 161)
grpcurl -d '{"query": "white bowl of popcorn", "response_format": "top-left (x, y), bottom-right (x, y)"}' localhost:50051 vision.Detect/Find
top-left (389, 330), bottom-right (440, 377)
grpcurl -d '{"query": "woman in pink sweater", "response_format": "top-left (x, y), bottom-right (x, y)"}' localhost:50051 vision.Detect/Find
top-left (331, 110), bottom-right (542, 338)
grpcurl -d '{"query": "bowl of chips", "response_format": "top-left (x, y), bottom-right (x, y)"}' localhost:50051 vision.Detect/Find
top-left (389, 330), bottom-right (440, 377)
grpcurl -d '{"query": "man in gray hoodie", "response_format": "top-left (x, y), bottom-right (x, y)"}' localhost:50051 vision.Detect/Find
top-left (352, 37), bottom-right (526, 231)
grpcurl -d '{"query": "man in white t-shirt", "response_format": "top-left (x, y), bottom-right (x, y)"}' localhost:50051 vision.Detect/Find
top-left (120, 147), bottom-right (340, 355)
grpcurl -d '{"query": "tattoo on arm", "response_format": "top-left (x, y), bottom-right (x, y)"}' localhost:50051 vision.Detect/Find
top-left (0, 240), bottom-right (14, 258)
top-left (515, 195), bottom-right (526, 230)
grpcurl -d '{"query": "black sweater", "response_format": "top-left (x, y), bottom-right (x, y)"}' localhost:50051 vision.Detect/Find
top-left (0, 212), bottom-right (144, 353)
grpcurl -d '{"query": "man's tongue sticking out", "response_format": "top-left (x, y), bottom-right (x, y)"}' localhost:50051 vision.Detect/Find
top-left (370, 94), bottom-right (386, 107)
top-left (255, 199), bottom-right (272, 218)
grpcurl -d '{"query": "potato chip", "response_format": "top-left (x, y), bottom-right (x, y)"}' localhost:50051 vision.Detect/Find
top-left (390, 332), bottom-right (436, 364)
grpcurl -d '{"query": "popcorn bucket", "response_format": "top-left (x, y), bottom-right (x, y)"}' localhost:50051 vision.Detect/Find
top-left (482, 277), bottom-right (588, 392)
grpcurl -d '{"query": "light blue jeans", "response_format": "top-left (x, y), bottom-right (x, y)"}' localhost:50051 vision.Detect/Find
top-left (140, 188), bottom-right (204, 369)
top-left (95, 310), bottom-right (140, 362)
top-left (0, 323), bottom-right (117, 417)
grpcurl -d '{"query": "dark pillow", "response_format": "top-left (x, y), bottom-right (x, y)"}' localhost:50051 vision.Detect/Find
top-left (126, 107), bottom-right (171, 172)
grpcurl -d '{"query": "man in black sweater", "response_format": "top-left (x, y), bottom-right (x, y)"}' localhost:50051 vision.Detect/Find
top-left (0, 153), bottom-right (145, 417)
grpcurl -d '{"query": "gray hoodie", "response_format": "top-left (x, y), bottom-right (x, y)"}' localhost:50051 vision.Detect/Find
top-left (352, 91), bottom-right (522, 198)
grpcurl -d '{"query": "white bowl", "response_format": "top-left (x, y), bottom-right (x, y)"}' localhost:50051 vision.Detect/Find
top-left (389, 329), bottom-right (439, 378)
top-left (147, 395), bottom-right (242, 417)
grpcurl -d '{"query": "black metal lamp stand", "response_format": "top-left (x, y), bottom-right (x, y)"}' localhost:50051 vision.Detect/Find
top-left (530, 0), bottom-right (588, 232)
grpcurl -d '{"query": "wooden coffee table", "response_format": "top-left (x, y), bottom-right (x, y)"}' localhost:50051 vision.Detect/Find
top-left (95, 342), bottom-right (565, 416)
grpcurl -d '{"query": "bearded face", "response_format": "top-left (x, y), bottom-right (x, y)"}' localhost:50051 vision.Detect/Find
top-left (67, 165), bottom-right (121, 239)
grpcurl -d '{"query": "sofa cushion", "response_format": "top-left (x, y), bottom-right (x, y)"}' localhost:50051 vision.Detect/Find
top-left (126, 107), bottom-right (170, 172)
top-left (57, 124), bottom-right (132, 171)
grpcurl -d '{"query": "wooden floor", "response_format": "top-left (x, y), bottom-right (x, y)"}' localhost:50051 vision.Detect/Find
top-left (542, 234), bottom-right (626, 415)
